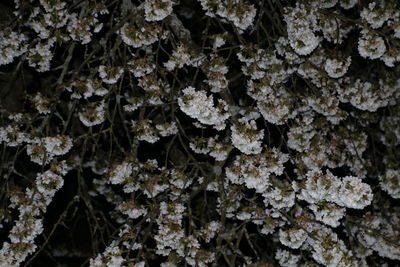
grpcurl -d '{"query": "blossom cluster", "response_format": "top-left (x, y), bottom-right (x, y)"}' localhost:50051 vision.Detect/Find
top-left (0, 0), bottom-right (399, 266)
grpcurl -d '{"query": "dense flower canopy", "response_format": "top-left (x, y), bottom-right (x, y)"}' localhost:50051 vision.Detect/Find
top-left (0, 0), bottom-right (400, 266)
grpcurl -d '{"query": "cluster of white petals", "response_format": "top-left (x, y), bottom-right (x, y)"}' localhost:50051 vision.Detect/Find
top-left (337, 79), bottom-right (392, 112)
top-left (0, 162), bottom-right (69, 266)
top-left (1, 0), bottom-right (400, 266)
top-left (178, 86), bottom-right (230, 130)
top-left (78, 101), bottom-right (106, 127)
top-left (299, 169), bottom-right (373, 209)
top-left (324, 57), bottom-right (351, 78)
top-left (98, 65), bottom-right (124, 85)
top-left (119, 23), bottom-right (166, 48)
top-left (27, 38), bottom-right (56, 72)
top-left (89, 241), bottom-right (124, 267)
top-left (164, 43), bottom-right (205, 71)
top-left (144, 0), bottom-right (176, 21)
top-left (230, 118), bottom-right (264, 155)
top-left (198, 0), bottom-right (256, 31)
top-left (379, 169), bottom-right (400, 199)
top-left (358, 30), bottom-right (386, 60)
top-left (284, 4), bottom-right (320, 56)
top-left (360, 2), bottom-right (393, 29)
top-left (189, 136), bottom-right (230, 161)
top-left (27, 135), bottom-right (73, 165)
top-left (0, 30), bottom-right (28, 65)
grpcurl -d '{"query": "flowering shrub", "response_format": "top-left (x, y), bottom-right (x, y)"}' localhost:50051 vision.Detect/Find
top-left (0, 0), bottom-right (400, 266)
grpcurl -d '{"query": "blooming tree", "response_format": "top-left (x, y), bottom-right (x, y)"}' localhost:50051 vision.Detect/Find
top-left (0, 0), bottom-right (400, 266)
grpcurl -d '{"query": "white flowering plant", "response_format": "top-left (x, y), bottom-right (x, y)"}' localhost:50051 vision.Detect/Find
top-left (0, 0), bottom-right (400, 266)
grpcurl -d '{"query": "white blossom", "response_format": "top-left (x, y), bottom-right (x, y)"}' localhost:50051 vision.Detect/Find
top-left (144, 0), bottom-right (176, 22)
top-left (131, 119), bottom-right (160, 143)
top-left (360, 2), bottom-right (393, 29)
top-left (156, 122), bottom-right (178, 137)
top-left (0, 125), bottom-right (29, 147)
top-left (199, 0), bottom-right (257, 31)
top-left (358, 30), bottom-right (386, 60)
top-left (284, 4), bottom-right (320, 56)
top-left (275, 249), bottom-right (301, 267)
top-left (107, 162), bottom-right (134, 185)
top-left (230, 118), bottom-right (263, 155)
top-left (279, 228), bottom-right (307, 249)
top-left (43, 135), bottom-right (73, 156)
top-left (79, 101), bottom-right (106, 127)
top-left (0, 30), bottom-right (28, 65)
top-left (178, 86), bottom-right (230, 130)
top-left (27, 38), bottom-right (56, 72)
top-left (98, 65), bottom-right (124, 84)
top-left (89, 241), bottom-right (124, 267)
top-left (379, 169), bottom-right (400, 199)
top-left (119, 23), bottom-right (166, 48)
top-left (324, 57), bottom-right (351, 78)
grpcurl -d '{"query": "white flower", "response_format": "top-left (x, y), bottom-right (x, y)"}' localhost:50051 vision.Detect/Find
top-left (189, 137), bottom-right (210, 154)
top-left (324, 57), bottom-right (351, 78)
top-left (0, 30), bottom-right (28, 66)
top-left (285, 4), bottom-right (320, 56)
top-left (225, 149), bottom-right (287, 193)
top-left (144, 0), bottom-right (175, 22)
top-left (89, 241), bottom-right (124, 267)
top-left (337, 79), bottom-right (390, 112)
top-left (39, 0), bottom-right (66, 12)
top-left (256, 88), bottom-right (297, 125)
top-left (43, 135), bottom-right (73, 156)
top-left (27, 141), bottom-right (53, 165)
top-left (119, 23), bottom-right (165, 48)
top-left (127, 56), bottom-right (156, 77)
top-left (178, 86), bottom-right (230, 130)
top-left (0, 125), bottom-right (29, 147)
top-left (131, 119), bottom-right (160, 143)
top-left (360, 2), bottom-right (393, 29)
top-left (124, 97), bottom-right (144, 112)
top-left (388, 12), bottom-right (400, 39)
top-left (318, 0), bottom-right (338, 9)
top-left (107, 162), bottom-right (134, 184)
top-left (78, 101), bottom-right (106, 127)
top-left (0, 161), bottom-right (69, 266)
top-left (336, 176), bottom-right (373, 209)
top-left (299, 169), bottom-right (341, 204)
top-left (32, 93), bottom-right (51, 114)
top-left (275, 249), bottom-right (301, 267)
top-left (379, 169), bottom-right (400, 199)
top-left (98, 65), bottom-right (124, 84)
top-left (381, 48), bottom-right (400, 67)
top-left (156, 122), bottom-right (178, 137)
top-left (309, 203), bottom-right (345, 227)
top-left (209, 142), bottom-right (229, 161)
top-left (263, 186), bottom-right (295, 209)
top-left (230, 118), bottom-right (263, 155)
top-left (117, 201), bottom-right (148, 219)
top-left (358, 31), bottom-right (386, 60)
top-left (279, 228), bottom-right (307, 249)
top-left (289, 30), bottom-right (320, 56)
top-left (213, 35), bottom-right (226, 49)
top-left (67, 13), bottom-right (101, 44)
top-left (320, 14), bottom-right (353, 44)
top-left (27, 38), bottom-right (56, 72)
top-left (199, 0), bottom-right (257, 31)
top-left (164, 43), bottom-right (205, 71)
top-left (9, 218), bottom-right (43, 244)
top-left (198, 221), bottom-right (221, 242)
top-left (300, 169), bottom-right (372, 209)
